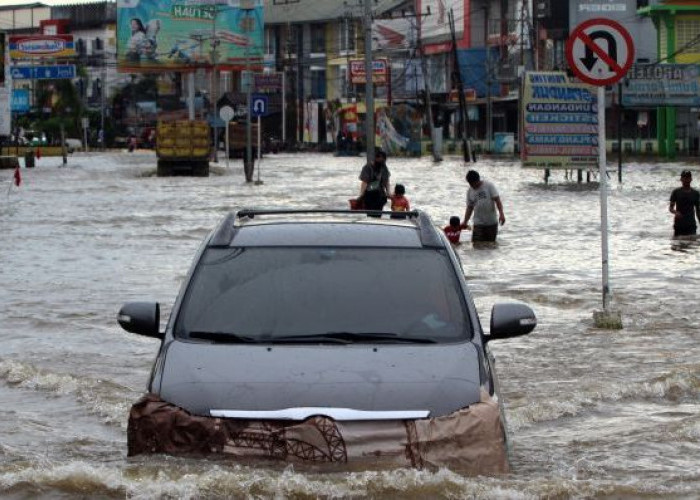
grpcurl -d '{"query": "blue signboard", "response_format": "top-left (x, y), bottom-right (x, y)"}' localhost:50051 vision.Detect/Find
top-left (10, 65), bottom-right (77, 80)
top-left (251, 94), bottom-right (268, 117)
top-left (622, 64), bottom-right (700, 107)
top-left (11, 89), bottom-right (30, 113)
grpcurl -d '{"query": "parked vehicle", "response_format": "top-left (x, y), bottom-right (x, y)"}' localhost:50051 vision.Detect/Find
top-left (119, 209), bottom-right (536, 473)
top-left (156, 120), bottom-right (210, 176)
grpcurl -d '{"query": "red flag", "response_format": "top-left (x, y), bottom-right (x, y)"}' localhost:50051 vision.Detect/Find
top-left (13, 166), bottom-right (21, 187)
top-left (36, 147), bottom-right (42, 160)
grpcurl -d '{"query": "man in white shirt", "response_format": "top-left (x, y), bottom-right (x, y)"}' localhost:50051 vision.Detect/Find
top-left (462, 170), bottom-right (506, 243)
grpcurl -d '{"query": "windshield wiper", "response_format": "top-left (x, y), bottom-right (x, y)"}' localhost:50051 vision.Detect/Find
top-left (270, 332), bottom-right (438, 344)
top-left (188, 331), bottom-right (259, 343)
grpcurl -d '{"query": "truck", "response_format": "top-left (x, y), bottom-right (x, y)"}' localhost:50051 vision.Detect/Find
top-left (156, 120), bottom-right (211, 177)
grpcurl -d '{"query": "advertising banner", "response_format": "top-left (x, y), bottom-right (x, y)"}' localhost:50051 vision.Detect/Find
top-left (253, 72), bottom-right (282, 92)
top-left (349, 58), bottom-right (388, 85)
top-left (116, 0), bottom-right (263, 72)
top-left (521, 72), bottom-right (599, 169)
top-left (9, 35), bottom-right (76, 59)
top-left (11, 64), bottom-right (76, 80)
top-left (372, 17), bottom-right (416, 51)
top-left (622, 64), bottom-right (700, 107)
top-left (417, 0), bottom-right (463, 42)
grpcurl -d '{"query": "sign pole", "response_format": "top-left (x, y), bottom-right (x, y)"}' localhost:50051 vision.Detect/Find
top-left (225, 121), bottom-right (230, 169)
top-left (598, 85), bottom-right (611, 312)
top-left (281, 71), bottom-right (286, 145)
top-left (255, 115), bottom-right (262, 185)
top-left (566, 17), bottom-right (632, 329)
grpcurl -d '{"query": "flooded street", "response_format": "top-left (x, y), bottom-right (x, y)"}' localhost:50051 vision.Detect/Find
top-left (1, 151), bottom-right (698, 498)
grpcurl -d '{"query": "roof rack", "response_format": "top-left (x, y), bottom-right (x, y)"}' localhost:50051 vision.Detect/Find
top-left (209, 208), bottom-right (443, 248)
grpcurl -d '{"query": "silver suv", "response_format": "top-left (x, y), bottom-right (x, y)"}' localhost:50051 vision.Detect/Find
top-left (119, 209), bottom-right (536, 473)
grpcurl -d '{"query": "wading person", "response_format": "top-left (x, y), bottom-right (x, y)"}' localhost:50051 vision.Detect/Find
top-left (669, 170), bottom-right (700, 238)
top-left (358, 149), bottom-right (390, 214)
top-left (462, 170), bottom-right (505, 243)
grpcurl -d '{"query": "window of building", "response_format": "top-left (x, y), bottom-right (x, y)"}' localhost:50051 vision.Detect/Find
top-left (677, 19), bottom-right (700, 51)
top-left (340, 19), bottom-right (356, 53)
top-left (310, 23), bottom-right (325, 54)
top-left (310, 68), bottom-right (326, 99)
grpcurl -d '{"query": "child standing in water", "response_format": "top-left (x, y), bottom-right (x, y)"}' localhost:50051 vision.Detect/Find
top-left (390, 183), bottom-right (410, 213)
top-left (443, 216), bottom-right (470, 244)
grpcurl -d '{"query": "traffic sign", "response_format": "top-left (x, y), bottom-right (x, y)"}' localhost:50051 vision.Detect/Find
top-left (565, 18), bottom-right (634, 86)
top-left (219, 105), bottom-right (235, 122)
top-left (11, 64), bottom-right (77, 80)
top-left (251, 94), bottom-right (268, 117)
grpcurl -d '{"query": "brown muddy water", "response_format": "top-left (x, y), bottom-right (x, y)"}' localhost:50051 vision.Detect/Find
top-left (1, 152), bottom-right (698, 499)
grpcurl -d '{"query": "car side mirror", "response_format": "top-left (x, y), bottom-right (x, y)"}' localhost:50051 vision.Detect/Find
top-left (487, 303), bottom-right (536, 342)
top-left (117, 302), bottom-right (163, 339)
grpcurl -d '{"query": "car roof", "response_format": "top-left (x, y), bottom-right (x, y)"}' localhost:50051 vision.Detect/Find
top-left (208, 209), bottom-right (445, 249)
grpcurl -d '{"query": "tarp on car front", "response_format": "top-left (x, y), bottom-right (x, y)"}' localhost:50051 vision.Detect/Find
top-left (127, 391), bottom-right (509, 475)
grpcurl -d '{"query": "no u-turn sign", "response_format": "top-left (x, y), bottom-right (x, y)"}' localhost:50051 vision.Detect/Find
top-left (565, 18), bottom-right (635, 86)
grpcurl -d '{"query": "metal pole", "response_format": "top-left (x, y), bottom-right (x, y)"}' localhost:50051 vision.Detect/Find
top-left (100, 58), bottom-right (105, 150)
top-left (418, 36), bottom-right (441, 162)
top-left (281, 70), bottom-right (286, 144)
top-left (60, 122), bottom-right (67, 165)
top-left (211, 7), bottom-right (219, 163)
top-left (188, 73), bottom-right (195, 120)
top-left (245, 15), bottom-right (253, 182)
top-left (598, 85), bottom-right (611, 311)
top-left (256, 114), bottom-right (262, 184)
top-left (617, 82), bottom-right (623, 183)
top-left (225, 121), bottom-right (230, 169)
top-left (363, 0), bottom-right (375, 164)
top-left (485, 3), bottom-right (492, 154)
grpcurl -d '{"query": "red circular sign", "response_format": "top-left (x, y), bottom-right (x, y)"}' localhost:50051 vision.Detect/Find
top-left (566, 18), bottom-right (635, 86)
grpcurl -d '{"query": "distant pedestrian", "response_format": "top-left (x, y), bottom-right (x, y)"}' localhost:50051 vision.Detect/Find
top-left (462, 170), bottom-right (505, 243)
top-left (358, 149), bottom-right (390, 213)
top-left (443, 216), bottom-right (470, 244)
top-left (128, 135), bottom-right (136, 153)
top-left (390, 183), bottom-right (410, 215)
top-left (669, 170), bottom-right (700, 238)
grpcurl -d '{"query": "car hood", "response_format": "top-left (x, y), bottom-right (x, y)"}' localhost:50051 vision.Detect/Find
top-left (157, 341), bottom-right (483, 418)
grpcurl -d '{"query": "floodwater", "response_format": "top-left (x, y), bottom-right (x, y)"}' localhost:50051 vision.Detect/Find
top-left (1, 151), bottom-right (698, 499)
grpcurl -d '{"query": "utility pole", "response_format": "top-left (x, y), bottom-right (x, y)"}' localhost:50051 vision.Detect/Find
top-left (363, 0), bottom-right (374, 164)
top-left (211, 5), bottom-right (220, 163)
top-left (244, 7), bottom-right (254, 182)
top-left (100, 53), bottom-right (106, 150)
top-left (417, 36), bottom-right (441, 162)
top-left (485, 2), bottom-right (492, 154)
top-left (449, 8), bottom-right (473, 163)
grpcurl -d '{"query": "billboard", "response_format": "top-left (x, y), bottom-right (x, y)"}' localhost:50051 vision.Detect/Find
top-left (418, 0), bottom-right (463, 42)
top-left (349, 59), bottom-right (388, 85)
top-left (372, 17), bottom-right (416, 51)
top-left (521, 72), bottom-right (599, 169)
top-left (622, 64), bottom-right (700, 107)
top-left (9, 35), bottom-right (76, 59)
top-left (116, 0), bottom-right (263, 72)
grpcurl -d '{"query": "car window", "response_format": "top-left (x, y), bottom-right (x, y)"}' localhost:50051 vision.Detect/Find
top-left (175, 247), bottom-right (471, 343)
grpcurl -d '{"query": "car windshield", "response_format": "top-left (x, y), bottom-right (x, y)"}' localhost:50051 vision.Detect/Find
top-left (175, 247), bottom-right (470, 343)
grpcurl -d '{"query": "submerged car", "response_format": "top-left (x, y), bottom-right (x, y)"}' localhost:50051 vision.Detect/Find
top-left (119, 209), bottom-right (536, 473)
